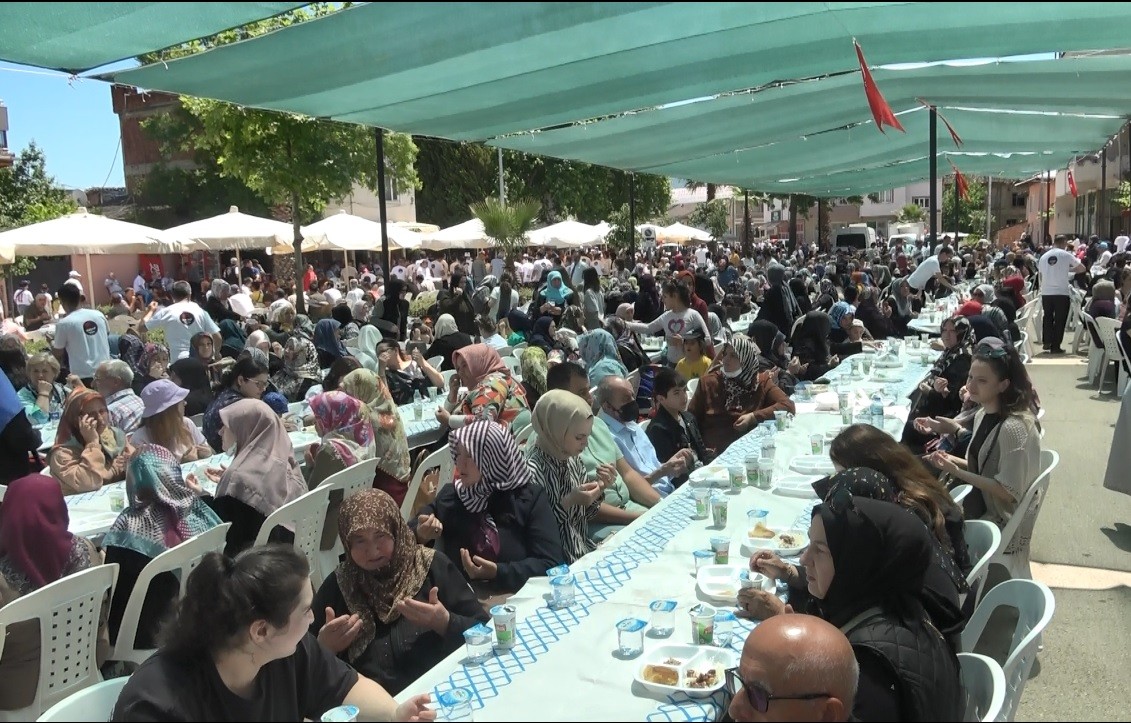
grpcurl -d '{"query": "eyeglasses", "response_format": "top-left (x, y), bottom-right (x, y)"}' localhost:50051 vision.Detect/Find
top-left (974, 337), bottom-right (1009, 359)
top-left (725, 669), bottom-right (831, 713)
top-left (246, 378), bottom-right (269, 389)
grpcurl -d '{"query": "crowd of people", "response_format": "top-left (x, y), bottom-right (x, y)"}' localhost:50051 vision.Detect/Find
top-left (0, 225), bottom-right (1096, 721)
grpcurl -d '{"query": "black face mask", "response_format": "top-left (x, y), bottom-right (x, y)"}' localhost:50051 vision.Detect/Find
top-left (616, 399), bottom-right (640, 423)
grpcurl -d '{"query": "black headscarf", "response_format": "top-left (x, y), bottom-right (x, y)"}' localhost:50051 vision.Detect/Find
top-left (169, 358), bottom-right (213, 417)
top-left (791, 310), bottom-right (831, 366)
top-left (634, 275), bottom-right (662, 324)
top-left (747, 319), bottom-right (787, 369)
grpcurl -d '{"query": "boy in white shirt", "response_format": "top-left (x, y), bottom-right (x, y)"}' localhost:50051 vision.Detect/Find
top-left (52, 284), bottom-right (109, 384)
top-left (141, 281), bottom-right (221, 360)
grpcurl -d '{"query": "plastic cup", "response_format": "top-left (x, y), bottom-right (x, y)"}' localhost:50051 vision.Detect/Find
top-left (840, 406), bottom-right (854, 425)
top-left (649, 600), bottom-right (676, 637)
top-left (727, 465), bottom-right (745, 492)
top-left (710, 496), bottom-right (729, 529)
top-left (757, 458), bottom-right (774, 489)
top-left (436, 689), bottom-right (474, 722)
top-left (322, 705), bottom-right (360, 722)
top-left (710, 536), bottom-right (730, 565)
top-left (837, 390), bottom-right (851, 411)
top-left (861, 357), bottom-right (872, 374)
top-left (774, 410), bottom-right (788, 431)
top-left (691, 486), bottom-right (711, 519)
top-left (693, 549), bottom-right (713, 572)
top-left (490, 604), bottom-right (517, 650)
top-left (463, 623), bottom-right (494, 664)
top-left (746, 508), bottom-right (769, 532)
top-left (744, 456), bottom-right (760, 486)
top-left (809, 434), bottom-right (823, 455)
top-left (550, 574), bottom-right (575, 608)
top-left (690, 603), bottom-right (716, 645)
top-left (714, 610), bottom-right (737, 647)
top-left (761, 438), bottom-right (776, 461)
top-left (616, 618), bottom-right (646, 657)
top-left (109, 486), bottom-right (126, 512)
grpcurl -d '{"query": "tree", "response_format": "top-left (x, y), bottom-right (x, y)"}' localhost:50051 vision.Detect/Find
top-left (140, 3), bottom-right (419, 313)
top-left (684, 179), bottom-right (717, 202)
top-left (942, 176), bottom-right (987, 239)
top-left (414, 137), bottom-right (497, 228)
top-left (470, 198), bottom-right (541, 268)
top-left (688, 199), bottom-right (729, 239)
top-left (129, 162), bottom-right (273, 227)
top-left (0, 142), bottom-right (76, 277)
top-left (896, 203), bottom-right (926, 223)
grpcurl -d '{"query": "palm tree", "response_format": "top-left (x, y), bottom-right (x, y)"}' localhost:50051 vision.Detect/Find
top-left (470, 197), bottom-right (541, 269)
top-left (897, 203), bottom-right (926, 223)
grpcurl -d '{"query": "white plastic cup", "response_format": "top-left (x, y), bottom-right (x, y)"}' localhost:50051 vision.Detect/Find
top-left (690, 603), bottom-right (716, 645)
top-left (757, 458), bottom-right (774, 489)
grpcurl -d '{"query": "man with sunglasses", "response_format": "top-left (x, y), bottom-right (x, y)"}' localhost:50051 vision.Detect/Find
top-left (727, 614), bottom-right (857, 722)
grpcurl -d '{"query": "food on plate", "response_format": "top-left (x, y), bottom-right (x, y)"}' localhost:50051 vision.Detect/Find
top-left (775, 532), bottom-right (799, 548)
top-left (686, 667), bottom-right (721, 689)
top-left (643, 665), bottom-right (680, 686)
top-left (662, 657), bottom-right (682, 666)
top-left (749, 521), bottom-right (775, 539)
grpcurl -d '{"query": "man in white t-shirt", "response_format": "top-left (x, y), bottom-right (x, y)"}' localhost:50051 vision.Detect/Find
top-left (52, 283), bottom-right (110, 384)
top-left (1037, 235), bottom-right (1085, 354)
top-left (141, 281), bottom-right (221, 360)
top-left (64, 270), bottom-right (85, 297)
top-left (906, 246), bottom-right (955, 294)
top-left (13, 280), bottom-right (33, 317)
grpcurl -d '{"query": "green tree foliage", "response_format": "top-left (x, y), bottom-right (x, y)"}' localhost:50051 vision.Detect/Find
top-left (129, 162), bottom-right (273, 227)
top-left (0, 142), bottom-right (76, 277)
top-left (414, 138), bottom-right (497, 228)
top-left (942, 177), bottom-right (987, 237)
top-left (688, 199), bottom-right (729, 239)
top-left (897, 203), bottom-right (926, 223)
top-left (470, 198), bottom-right (541, 267)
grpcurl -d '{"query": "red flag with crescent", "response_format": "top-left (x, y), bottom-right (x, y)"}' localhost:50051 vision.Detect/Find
top-left (855, 40), bottom-right (904, 134)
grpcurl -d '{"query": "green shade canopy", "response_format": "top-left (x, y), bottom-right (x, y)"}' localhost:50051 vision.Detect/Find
top-left (0, 2), bottom-right (305, 73)
top-left (108, 1), bottom-right (1131, 145)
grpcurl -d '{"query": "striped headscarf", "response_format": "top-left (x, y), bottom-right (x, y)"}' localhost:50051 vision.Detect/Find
top-left (722, 335), bottom-right (761, 410)
top-left (450, 420), bottom-right (530, 515)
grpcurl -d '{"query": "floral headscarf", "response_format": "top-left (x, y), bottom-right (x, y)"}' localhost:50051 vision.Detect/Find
top-left (339, 369), bottom-right (411, 481)
top-left (519, 346), bottom-right (548, 400)
top-left (310, 390), bottom-right (376, 468)
top-left (578, 329), bottom-right (628, 386)
top-left (452, 343), bottom-right (507, 386)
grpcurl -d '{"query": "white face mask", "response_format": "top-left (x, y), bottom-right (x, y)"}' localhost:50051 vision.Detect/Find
top-left (722, 367), bottom-right (744, 378)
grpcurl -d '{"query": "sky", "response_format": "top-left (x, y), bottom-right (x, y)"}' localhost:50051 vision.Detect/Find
top-left (1, 61), bottom-right (127, 190)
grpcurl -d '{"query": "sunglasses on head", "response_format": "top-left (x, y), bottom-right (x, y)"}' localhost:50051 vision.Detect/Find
top-left (975, 337), bottom-right (1009, 359)
top-left (726, 668), bottom-right (831, 713)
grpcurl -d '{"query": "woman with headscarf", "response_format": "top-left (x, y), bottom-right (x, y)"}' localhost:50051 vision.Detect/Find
top-left (268, 314), bottom-right (320, 403)
top-left (422, 313), bottom-right (474, 372)
top-left (854, 285), bottom-right (895, 340)
top-left (204, 279), bottom-right (241, 324)
top-left (202, 398), bottom-right (307, 556)
top-left (529, 270), bottom-right (575, 326)
top-left (339, 369), bottom-right (413, 506)
top-left (350, 324), bottom-right (385, 373)
top-left (104, 445), bottom-right (220, 648)
top-left (168, 357), bottom-right (213, 417)
top-left (633, 274), bottom-right (663, 325)
top-left (687, 336), bottom-right (794, 453)
top-left (902, 315), bottom-right (973, 453)
top-left (998, 274), bottom-right (1027, 310)
top-left (579, 329), bottom-right (629, 388)
top-left (526, 390), bottom-right (603, 563)
top-left (309, 489), bottom-right (488, 695)
top-left (790, 310), bottom-right (839, 381)
top-left (527, 316), bottom-right (558, 355)
top-left (129, 342), bottom-right (170, 395)
top-left (216, 318), bottom-right (248, 359)
top-left (304, 390), bottom-right (376, 487)
top-left (202, 354), bottom-right (270, 452)
top-left (0, 474), bottom-right (109, 708)
top-left (604, 315), bottom-right (647, 373)
top-left (885, 278), bottom-right (917, 336)
top-left (755, 263), bottom-right (802, 337)
top-left (741, 491), bottom-right (964, 722)
top-left (369, 277), bottom-right (409, 341)
top-left (332, 304), bottom-right (360, 342)
top-left (518, 346), bottom-right (548, 410)
top-left (436, 272), bottom-right (477, 337)
top-left (490, 273), bottom-right (520, 323)
top-left (505, 308), bottom-right (533, 346)
top-left (789, 277), bottom-right (813, 317)
top-left (49, 388), bottom-right (131, 494)
top-left (827, 299), bottom-right (857, 345)
top-left (746, 319), bottom-right (800, 396)
top-left (411, 421), bottom-right (565, 594)
top-left (189, 331), bottom-right (218, 367)
top-left (314, 319), bottom-right (350, 369)
top-left (437, 344), bottom-right (528, 430)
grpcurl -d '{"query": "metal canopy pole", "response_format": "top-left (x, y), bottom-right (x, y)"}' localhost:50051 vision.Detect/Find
top-left (986, 176), bottom-right (992, 241)
top-left (497, 148), bottom-right (506, 203)
top-left (628, 173), bottom-right (637, 259)
top-left (1101, 146), bottom-right (1108, 238)
top-left (375, 128), bottom-right (391, 285)
top-left (929, 108), bottom-right (938, 245)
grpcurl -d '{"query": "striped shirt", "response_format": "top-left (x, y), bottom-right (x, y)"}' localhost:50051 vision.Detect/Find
top-left (105, 388), bottom-right (145, 434)
top-left (526, 445), bottom-right (598, 564)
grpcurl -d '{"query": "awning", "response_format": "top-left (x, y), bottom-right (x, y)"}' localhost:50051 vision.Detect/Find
top-left (165, 205), bottom-right (323, 252)
top-left (0, 208), bottom-right (200, 258)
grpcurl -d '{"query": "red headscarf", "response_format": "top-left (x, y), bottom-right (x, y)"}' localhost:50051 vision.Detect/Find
top-left (1000, 275), bottom-right (1026, 309)
top-left (0, 474), bottom-right (74, 589)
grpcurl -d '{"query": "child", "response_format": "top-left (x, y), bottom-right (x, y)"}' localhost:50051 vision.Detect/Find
top-left (675, 330), bottom-right (711, 381)
top-left (646, 368), bottom-right (713, 489)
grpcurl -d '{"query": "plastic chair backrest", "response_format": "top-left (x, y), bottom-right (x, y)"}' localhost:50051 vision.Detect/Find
top-left (36, 675), bottom-right (131, 722)
top-left (314, 458), bottom-right (379, 582)
top-left (441, 369), bottom-right (458, 389)
top-left (996, 450), bottom-right (1056, 571)
top-left (1082, 311), bottom-right (1103, 348)
top-left (514, 423), bottom-right (536, 449)
top-left (686, 376), bottom-right (700, 398)
top-left (962, 519), bottom-right (1002, 609)
top-left (498, 346), bottom-right (514, 357)
top-left (950, 484), bottom-right (973, 505)
top-left (108, 524), bottom-right (231, 666)
top-left (957, 652), bottom-right (1007, 723)
top-left (502, 355), bottom-right (522, 376)
top-left (188, 413), bottom-right (204, 429)
top-left (1114, 319), bottom-right (1131, 376)
top-left (0, 564), bottom-right (119, 721)
top-left (401, 446), bottom-right (451, 521)
top-left (960, 580), bottom-right (1055, 722)
top-left (1096, 316), bottom-right (1123, 360)
top-left (253, 486), bottom-right (332, 575)
top-left (427, 355), bottom-right (444, 370)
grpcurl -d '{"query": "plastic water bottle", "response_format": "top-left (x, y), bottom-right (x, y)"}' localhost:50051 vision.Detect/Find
top-left (413, 389), bottom-right (423, 420)
top-left (869, 393), bottom-right (884, 428)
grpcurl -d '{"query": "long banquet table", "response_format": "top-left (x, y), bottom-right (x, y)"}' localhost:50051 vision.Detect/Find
top-left (395, 344), bottom-right (939, 721)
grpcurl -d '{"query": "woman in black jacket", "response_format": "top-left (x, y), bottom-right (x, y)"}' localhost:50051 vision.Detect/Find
top-left (437, 272), bottom-right (477, 336)
top-left (790, 310), bottom-right (839, 381)
top-left (371, 277), bottom-right (409, 340)
top-left (410, 420), bottom-right (565, 595)
top-left (422, 314), bottom-right (474, 372)
top-left (901, 315), bottom-right (973, 453)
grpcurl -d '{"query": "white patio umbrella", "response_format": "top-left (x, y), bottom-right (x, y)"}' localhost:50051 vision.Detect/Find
top-left (526, 220), bottom-right (610, 248)
top-left (165, 205), bottom-right (323, 252)
top-left (422, 219), bottom-right (495, 250)
top-left (286, 211), bottom-right (422, 252)
top-left (660, 222), bottom-right (713, 243)
top-left (394, 220), bottom-right (441, 235)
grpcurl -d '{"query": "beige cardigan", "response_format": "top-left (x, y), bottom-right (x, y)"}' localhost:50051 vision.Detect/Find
top-left (49, 443), bottom-right (127, 495)
top-left (967, 409), bottom-right (1041, 553)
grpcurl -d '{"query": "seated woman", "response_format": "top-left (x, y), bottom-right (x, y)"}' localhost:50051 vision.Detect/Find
top-left (423, 314), bottom-right (474, 372)
top-left (0, 474), bottom-right (108, 712)
top-left (17, 352), bottom-right (66, 425)
top-left (304, 390), bottom-right (376, 489)
top-left (375, 340), bottom-right (442, 406)
top-left (0, 371), bottom-right (41, 485)
top-left (525, 390), bottom-right (603, 563)
top-left (790, 310), bottom-right (840, 381)
top-left (49, 388), bottom-right (131, 494)
top-left (528, 270), bottom-right (576, 325)
top-left (332, 304), bottom-right (360, 343)
top-left (112, 545), bottom-right (431, 721)
top-left (412, 420), bottom-right (565, 594)
top-left (1088, 280), bottom-right (1120, 320)
top-left (604, 315), bottom-right (648, 373)
top-left (746, 319), bottom-right (800, 396)
top-left (314, 319), bottom-right (350, 370)
top-left (437, 344), bottom-right (528, 430)
top-left (526, 316), bottom-right (559, 356)
top-left (688, 336), bottom-right (794, 453)
top-left (339, 370), bottom-right (413, 507)
top-left (928, 338), bottom-right (1042, 557)
top-left (202, 355), bottom-right (270, 452)
top-left (130, 342), bottom-right (171, 395)
top-left (855, 286), bottom-right (896, 340)
top-left (310, 490), bottom-right (489, 696)
top-left (202, 399), bottom-right (307, 556)
top-left (741, 491), bottom-right (964, 722)
top-left (104, 445), bottom-right (220, 650)
top-left (579, 329), bottom-right (629, 388)
top-left (476, 314), bottom-right (509, 351)
top-left (271, 314), bottom-right (321, 402)
top-left (21, 293), bottom-right (53, 332)
top-left (217, 318), bottom-right (247, 359)
top-left (505, 308), bottom-right (533, 347)
top-left (901, 315), bottom-right (973, 453)
top-left (131, 380), bottom-right (213, 463)
top-left (352, 324), bottom-right (385, 373)
top-left (827, 298), bottom-right (857, 345)
top-left (168, 358), bottom-right (213, 417)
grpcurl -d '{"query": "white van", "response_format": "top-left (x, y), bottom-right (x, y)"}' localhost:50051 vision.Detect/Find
top-left (833, 225), bottom-right (877, 252)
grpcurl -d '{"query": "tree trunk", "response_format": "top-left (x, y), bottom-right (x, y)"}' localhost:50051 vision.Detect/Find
top-left (817, 199), bottom-right (828, 252)
top-left (743, 191), bottom-right (752, 257)
top-left (706, 183), bottom-right (716, 202)
top-left (788, 195), bottom-right (799, 250)
top-left (292, 189), bottom-right (306, 316)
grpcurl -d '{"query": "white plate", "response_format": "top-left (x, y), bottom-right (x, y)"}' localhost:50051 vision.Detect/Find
top-left (871, 368), bottom-right (904, 382)
top-left (696, 564), bottom-right (744, 603)
top-left (634, 645), bottom-right (734, 698)
top-left (745, 528), bottom-right (810, 557)
top-left (288, 431), bottom-right (319, 448)
top-left (789, 455), bottom-right (835, 476)
top-left (772, 473), bottom-right (822, 498)
top-left (689, 465), bottom-right (731, 486)
top-left (873, 357), bottom-right (903, 369)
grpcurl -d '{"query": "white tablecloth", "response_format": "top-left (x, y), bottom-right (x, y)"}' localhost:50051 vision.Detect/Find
top-left (395, 347), bottom-right (939, 720)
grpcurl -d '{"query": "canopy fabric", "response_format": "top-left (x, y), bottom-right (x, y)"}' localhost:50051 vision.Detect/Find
top-left (394, 221), bottom-right (441, 235)
top-left (526, 220), bottom-right (610, 248)
top-left (0, 2), bottom-right (305, 73)
top-left (0, 208), bottom-right (199, 259)
top-left (165, 205), bottom-right (322, 252)
top-left (280, 210), bottom-right (422, 254)
top-left (660, 223), bottom-right (713, 243)
top-left (422, 219), bottom-right (494, 250)
top-left (107, 1), bottom-right (1131, 148)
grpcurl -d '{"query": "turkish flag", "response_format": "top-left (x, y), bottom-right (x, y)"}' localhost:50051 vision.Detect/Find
top-left (1067, 168), bottom-right (1078, 198)
top-left (949, 160), bottom-right (970, 201)
top-left (855, 40), bottom-right (904, 134)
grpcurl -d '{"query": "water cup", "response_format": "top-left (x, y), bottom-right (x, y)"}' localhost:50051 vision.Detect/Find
top-left (760, 438), bottom-right (776, 461)
top-left (920, 333), bottom-right (930, 345)
top-left (920, 350), bottom-right (932, 365)
top-left (546, 564), bottom-right (570, 578)
top-left (693, 549), bottom-right (713, 572)
top-left (710, 536), bottom-right (730, 565)
top-left (747, 508), bottom-right (769, 532)
top-left (690, 603), bottom-right (716, 645)
top-left (109, 486), bottom-right (126, 512)
top-left (463, 623), bottom-right (494, 664)
top-left (616, 618), bottom-right (646, 657)
top-left (436, 689), bottom-right (474, 722)
top-left (649, 600), bottom-right (676, 637)
top-left (710, 496), bottom-right (729, 529)
top-left (691, 486), bottom-right (711, 519)
top-left (490, 604), bottom-right (517, 650)
top-left (550, 574), bottom-right (576, 608)
top-left (840, 405), bottom-right (854, 425)
top-left (727, 465), bottom-right (745, 492)
top-left (809, 434), bottom-right (823, 455)
top-left (757, 458), bottom-right (774, 489)
top-left (861, 357), bottom-right (872, 374)
top-left (796, 384), bottom-right (811, 401)
top-left (774, 410), bottom-right (788, 431)
top-left (322, 705), bottom-right (360, 722)
top-left (714, 611), bottom-right (737, 647)
top-left (745, 455), bottom-right (760, 486)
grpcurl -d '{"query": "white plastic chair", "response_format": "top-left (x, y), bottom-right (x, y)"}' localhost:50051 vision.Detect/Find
top-left (426, 355), bottom-right (444, 370)
top-left (993, 450), bottom-right (1057, 582)
top-left (957, 652), bottom-right (1007, 723)
top-left (512, 342), bottom-right (528, 352)
top-left (107, 523), bottom-right (231, 666)
top-left (950, 484), bottom-right (973, 505)
top-left (1114, 322), bottom-right (1131, 399)
top-left (1093, 316), bottom-right (1127, 394)
top-left (36, 675), bottom-right (130, 722)
top-left (960, 580), bottom-right (1055, 722)
top-left (314, 458), bottom-right (379, 584)
top-left (639, 418), bottom-right (651, 433)
top-left (963, 519), bottom-right (1002, 610)
top-left (188, 413), bottom-right (204, 428)
top-left (502, 355), bottom-right (522, 376)
top-left (253, 486), bottom-right (332, 582)
top-left (686, 376), bottom-right (700, 398)
top-left (514, 423), bottom-right (536, 449)
top-left (0, 564), bottom-right (119, 722)
top-left (441, 369), bottom-right (458, 389)
top-left (498, 345), bottom-right (514, 357)
top-left (401, 447), bottom-right (452, 521)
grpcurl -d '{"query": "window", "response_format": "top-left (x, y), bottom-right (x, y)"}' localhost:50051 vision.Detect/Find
top-left (0, 129), bottom-right (7, 149)
top-left (383, 175), bottom-right (399, 202)
top-left (1011, 192), bottom-right (1027, 208)
top-left (876, 189), bottom-right (894, 204)
top-left (912, 196), bottom-right (931, 209)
